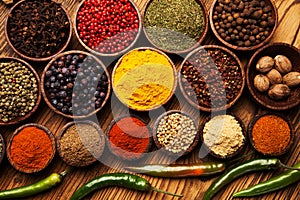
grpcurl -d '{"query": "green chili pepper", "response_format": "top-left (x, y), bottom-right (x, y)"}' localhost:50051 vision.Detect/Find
top-left (233, 161), bottom-right (300, 197)
top-left (202, 158), bottom-right (296, 200)
top-left (0, 170), bottom-right (68, 199)
top-left (124, 162), bottom-right (226, 177)
top-left (70, 173), bottom-right (183, 200)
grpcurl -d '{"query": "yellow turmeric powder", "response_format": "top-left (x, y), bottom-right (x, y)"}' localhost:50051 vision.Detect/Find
top-left (113, 49), bottom-right (175, 110)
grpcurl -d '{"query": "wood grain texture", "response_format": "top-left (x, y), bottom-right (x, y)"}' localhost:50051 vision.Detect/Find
top-left (0, 0), bottom-right (299, 200)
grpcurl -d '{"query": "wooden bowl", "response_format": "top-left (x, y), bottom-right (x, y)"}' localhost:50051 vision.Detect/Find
top-left (105, 115), bottom-right (152, 161)
top-left (74, 0), bottom-right (142, 57)
top-left (142, 0), bottom-right (209, 54)
top-left (247, 43), bottom-right (300, 110)
top-left (153, 110), bottom-right (200, 157)
top-left (112, 47), bottom-right (177, 111)
top-left (4, 0), bottom-right (72, 62)
top-left (209, 0), bottom-right (278, 51)
top-left (0, 133), bottom-right (5, 166)
top-left (41, 50), bottom-right (111, 119)
top-left (178, 45), bottom-right (245, 112)
top-left (199, 113), bottom-right (247, 159)
top-left (248, 112), bottom-right (294, 156)
top-left (57, 120), bottom-right (105, 167)
top-left (0, 57), bottom-right (41, 126)
top-left (7, 123), bottom-right (56, 173)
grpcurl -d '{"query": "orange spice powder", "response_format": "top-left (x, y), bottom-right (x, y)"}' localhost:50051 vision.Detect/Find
top-left (252, 115), bottom-right (291, 155)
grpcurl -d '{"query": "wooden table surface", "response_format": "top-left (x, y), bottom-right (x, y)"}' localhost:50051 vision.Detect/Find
top-left (0, 0), bottom-right (299, 199)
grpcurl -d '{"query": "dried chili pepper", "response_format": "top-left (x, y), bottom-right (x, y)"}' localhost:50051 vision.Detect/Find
top-left (233, 161), bottom-right (300, 197)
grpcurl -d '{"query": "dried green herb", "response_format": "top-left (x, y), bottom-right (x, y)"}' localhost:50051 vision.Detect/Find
top-left (144, 0), bottom-right (205, 52)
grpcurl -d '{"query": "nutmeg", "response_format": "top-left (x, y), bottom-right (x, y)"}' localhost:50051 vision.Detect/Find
top-left (266, 69), bottom-right (282, 84)
top-left (256, 56), bottom-right (274, 73)
top-left (283, 72), bottom-right (300, 87)
top-left (268, 84), bottom-right (291, 100)
top-left (254, 74), bottom-right (270, 92)
top-left (274, 55), bottom-right (292, 74)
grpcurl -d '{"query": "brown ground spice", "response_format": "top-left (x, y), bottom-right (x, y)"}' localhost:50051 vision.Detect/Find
top-left (252, 115), bottom-right (291, 155)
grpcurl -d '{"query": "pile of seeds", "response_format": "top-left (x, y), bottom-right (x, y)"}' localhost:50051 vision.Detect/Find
top-left (203, 115), bottom-right (245, 158)
top-left (156, 112), bottom-right (197, 154)
top-left (44, 53), bottom-right (109, 116)
top-left (212, 0), bottom-right (276, 47)
top-left (144, 0), bottom-right (205, 52)
top-left (181, 48), bottom-right (243, 108)
top-left (76, 0), bottom-right (140, 54)
top-left (7, 0), bottom-right (70, 58)
top-left (58, 122), bottom-right (105, 167)
top-left (0, 61), bottom-right (38, 123)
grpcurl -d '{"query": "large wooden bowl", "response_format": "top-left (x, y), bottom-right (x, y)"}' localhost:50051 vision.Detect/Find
top-left (4, 0), bottom-right (72, 62)
top-left (41, 50), bottom-right (111, 119)
top-left (142, 0), bottom-right (209, 54)
top-left (0, 57), bottom-right (41, 126)
top-left (209, 0), bottom-right (278, 51)
top-left (247, 43), bottom-right (300, 110)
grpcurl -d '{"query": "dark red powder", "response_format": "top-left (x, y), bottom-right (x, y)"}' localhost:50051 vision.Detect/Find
top-left (109, 117), bottom-right (150, 160)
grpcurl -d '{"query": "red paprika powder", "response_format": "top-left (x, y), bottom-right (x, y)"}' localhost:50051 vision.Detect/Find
top-left (108, 117), bottom-right (151, 160)
top-left (8, 125), bottom-right (55, 173)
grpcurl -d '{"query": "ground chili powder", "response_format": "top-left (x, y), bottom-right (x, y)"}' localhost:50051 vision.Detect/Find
top-left (9, 126), bottom-right (54, 172)
top-left (108, 117), bottom-right (150, 160)
top-left (251, 115), bottom-right (291, 155)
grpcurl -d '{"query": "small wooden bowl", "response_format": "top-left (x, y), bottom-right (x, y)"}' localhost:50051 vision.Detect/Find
top-left (153, 110), bottom-right (200, 157)
top-left (105, 115), bottom-right (152, 161)
top-left (247, 43), bottom-right (300, 110)
top-left (0, 57), bottom-right (41, 126)
top-left (248, 112), bottom-right (294, 156)
top-left (7, 123), bottom-right (56, 173)
top-left (41, 50), bottom-right (111, 119)
top-left (74, 0), bottom-right (142, 57)
top-left (199, 113), bottom-right (247, 159)
top-left (142, 0), bottom-right (209, 54)
top-left (4, 0), bottom-right (72, 62)
top-left (112, 47), bottom-right (177, 111)
top-left (209, 0), bottom-right (278, 51)
top-left (178, 45), bottom-right (245, 112)
top-left (57, 120), bottom-right (105, 167)
top-left (0, 133), bottom-right (5, 166)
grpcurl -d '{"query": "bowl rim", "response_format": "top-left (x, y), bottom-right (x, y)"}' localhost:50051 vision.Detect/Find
top-left (246, 42), bottom-right (300, 110)
top-left (142, 0), bottom-right (209, 54)
top-left (105, 114), bottom-right (153, 161)
top-left (41, 50), bottom-right (111, 119)
top-left (247, 112), bottom-right (294, 156)
top-left (73, 0), bottom-right (142, 57)
top-left (0, 133), bottom-right (5, 165)
top-left (0, 56), bottom-right (42, 126)
top-left (209, 0), bottom-right (278, 51)
top-left (57, 120), bottom-right (105, 167)
top-left (4, 0), bottom-right (72, 62)
top-left (178, 44), bottom-right (245, 112)
top-left (6, 123), bottom-right (56, 173)
top-left (199, 113), bottom-right (247, 159)
top-left (152, 110), bottom-right (200, 157)
top-left (111, 47), bottom-right (177, 111)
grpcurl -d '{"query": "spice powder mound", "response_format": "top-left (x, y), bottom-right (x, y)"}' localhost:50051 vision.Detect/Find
top-left (252, 115), bottom-right (291, 155)
top-left (203, 115), bottom-right (244, 158)
top-left (9, 126), bottom-right (54, 172)
top-left (113, 49), bottom-right (175, 110)
top-left (59, 123), bottom-right (104, 167)
top-left (108, 117), bottom-right (151, 160)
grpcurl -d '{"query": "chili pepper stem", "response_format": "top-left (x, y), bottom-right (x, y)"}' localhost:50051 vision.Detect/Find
top-left (151, 187), bottom-right (183, 197)
top-left (278, 160), bottom-right (300, 171)
top-left (60, 167), bottom-right (73, 177)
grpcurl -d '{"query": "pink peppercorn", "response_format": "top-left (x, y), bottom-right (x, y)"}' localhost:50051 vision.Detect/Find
top-left (76, 0), bottom-right (140, 54)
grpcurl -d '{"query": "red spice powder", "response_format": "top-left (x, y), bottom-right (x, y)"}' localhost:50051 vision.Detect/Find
top-left (252, 115), bottom-right (291, 155)
top-left (109, 117), bottom-right (150, 160)
top-left (9, 126), bottom-right (54, 171)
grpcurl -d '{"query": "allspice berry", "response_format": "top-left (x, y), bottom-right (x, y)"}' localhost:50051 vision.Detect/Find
top-left (266, 69), bottom-right (282, 84)
top-left (256, 56), bottom-right (274, 73)
top-left (254, 74), bottom-right (270, 92)
top-left (274, 55), bottom-right (292, 74)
